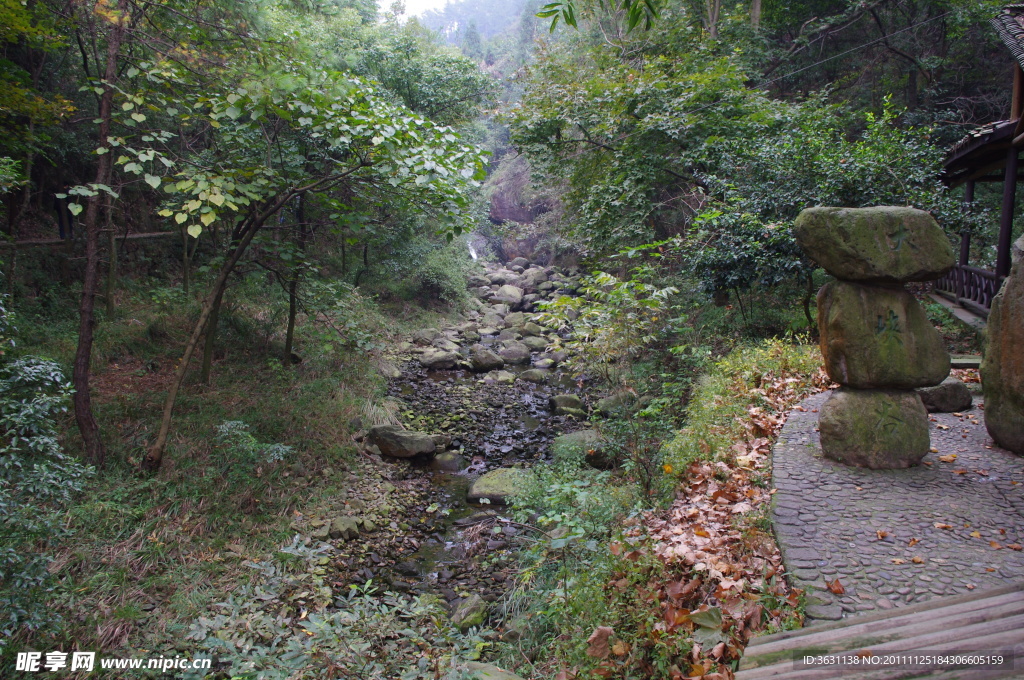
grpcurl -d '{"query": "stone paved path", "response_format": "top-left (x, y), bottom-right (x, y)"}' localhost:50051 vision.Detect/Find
top-left (772, 391), bottom-right (1024, 623)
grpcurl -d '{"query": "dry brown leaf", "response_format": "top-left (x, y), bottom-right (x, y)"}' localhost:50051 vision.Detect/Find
top-left (966, 583), bottom-right (976, 590)
top-left (990, 541), bottom-right (1003, 550)
top-left (826, 578), bottom-right (845, 595)
top-left (876, 530), bottom-right (890, 540)
top-left (912, 556), bottom-right (924, 564)
top-left (666, 579), bottom-right (701, 601)
top-left (934, 523), bottom-right (953, 530)
top-left (970, 531), bottom-right (982, 538)
top-left (1008, 544), bottom-right (1023, 551)
top-left (938, 454), bottom-right (957, 463)
top-left (611, 640), bottom-right (630, 657)
top-left (908, 538), bottom-right (920, 547)
top-left (891, 558), bottom-right (906, 564)
top-left (586, 626), bottom-right (614, 659)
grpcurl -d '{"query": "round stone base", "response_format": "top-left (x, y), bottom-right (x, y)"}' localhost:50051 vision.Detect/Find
top-left (819, 388), bottom-right (929, 469)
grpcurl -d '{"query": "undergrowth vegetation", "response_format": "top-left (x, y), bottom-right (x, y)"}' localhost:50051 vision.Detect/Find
top-left (494, 278), bottom-right (834, 678)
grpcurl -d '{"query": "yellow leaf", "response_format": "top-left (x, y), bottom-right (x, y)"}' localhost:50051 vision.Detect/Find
top-left (200, 211), bottom-right (216, 226)
top-left (970, 531), bottom-right (981, 539)
top-left (209, 192), bottom-right (225, 207)
top-left (187, 224), bottom-right (202, 238)
top-left (938, 454), bottom-right (957, 463)
top-left (174, 212), bottom-right (187, 224)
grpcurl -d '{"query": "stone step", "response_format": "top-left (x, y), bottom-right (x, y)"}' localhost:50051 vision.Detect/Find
top-left (737, 582), bottom-right (1024, 679)
top-left (951, 354), bottom-right (983, 369)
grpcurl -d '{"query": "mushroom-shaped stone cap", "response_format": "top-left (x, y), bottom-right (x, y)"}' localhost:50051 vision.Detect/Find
top-left (794, 206), bottom-right (955, 284)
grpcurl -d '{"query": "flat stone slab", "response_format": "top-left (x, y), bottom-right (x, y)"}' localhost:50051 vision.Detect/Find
top-left (772, 391), bottom-right (1024, 624)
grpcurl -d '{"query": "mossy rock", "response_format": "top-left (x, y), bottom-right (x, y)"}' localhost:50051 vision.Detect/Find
top-left (465, 662), bottom-right (526, 680)
top-left (518, 369), bottom-right (548, 384)
top-left (819, 388), bottom-right (929, 469)
top-left (467, 468), bottom-right (526, 505)
top-left (452, 593), bottom-right (487, 632)
top-left (817, 281), bottom-right (949, 389)
top-left (794, 206), bottom-right (955, 283)
top-left (981, 246), bottom-right (1024, 454)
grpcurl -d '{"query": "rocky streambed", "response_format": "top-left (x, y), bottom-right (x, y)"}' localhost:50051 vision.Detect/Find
top-left (289, 258), bottom-right (609, 632)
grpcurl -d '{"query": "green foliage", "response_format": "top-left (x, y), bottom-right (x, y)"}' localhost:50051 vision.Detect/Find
top-left (183, 540), bottom-right (489, 680)
top-left (303, 280), bottom-right (386, 356)
top-left (0, 157), bottom-right (23, 194)
top-left (537, 267), bottom-right (677, 384)
top-left (690, 211), bottom-right (809, 298)
top-left (0, 298), bottom-right (91, 651)
top-left (706, 97), bottom-right (966, 232)
top-left (214, 420), bottom-right (293, 489)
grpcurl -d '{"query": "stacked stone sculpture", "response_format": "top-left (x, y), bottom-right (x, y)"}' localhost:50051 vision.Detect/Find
top-left (794, 207), bottom-right (955, 469)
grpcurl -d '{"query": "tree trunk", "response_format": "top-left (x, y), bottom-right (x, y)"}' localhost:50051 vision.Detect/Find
top-left (200, 286), bottom-right (224, 384)
top-left (73, 20), bottom-right (124, 467)
top-left (284, 277), bottom-right (297, 359)
top-left (706, 0), bottom-right (721, 39)
top-left (750, 0), bottom-right (761, 29)
top-left (803, 272), bottom-right (815, 330)
top-left (105, 195), bottom-right (117, 316)
top-left (182, 227), bottom-right (190, 295)
top-left (284, 195), bottom-right (306, 361)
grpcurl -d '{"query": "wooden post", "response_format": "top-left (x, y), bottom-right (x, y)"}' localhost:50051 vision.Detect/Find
top-left (998, 149), bottom-right (1018, 279)
top-left (957, 180), bottom-right (975, 301)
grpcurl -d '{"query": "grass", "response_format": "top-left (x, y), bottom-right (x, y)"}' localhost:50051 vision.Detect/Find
top-left (661, 338), bottom-right (828, 473)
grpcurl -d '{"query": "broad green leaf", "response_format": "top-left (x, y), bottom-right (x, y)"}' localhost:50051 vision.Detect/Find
top-left (144, 174), bottom-right (161, 189)
top-left (68, 203), bottom-right (83, 216)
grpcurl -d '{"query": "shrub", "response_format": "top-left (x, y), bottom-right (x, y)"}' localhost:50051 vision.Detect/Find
top-left (0, 299), bottom-right (91, 652)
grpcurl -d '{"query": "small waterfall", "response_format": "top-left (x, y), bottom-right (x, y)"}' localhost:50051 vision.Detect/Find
top-left (468, 242), bottom-right (478, 260)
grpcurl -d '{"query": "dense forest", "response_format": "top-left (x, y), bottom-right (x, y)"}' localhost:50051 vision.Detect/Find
top-left (0, 0), bottom-right (1019, 678)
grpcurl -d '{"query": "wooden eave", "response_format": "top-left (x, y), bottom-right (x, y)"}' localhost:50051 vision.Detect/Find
top-left (942, 120), bottom-right (1017, 187)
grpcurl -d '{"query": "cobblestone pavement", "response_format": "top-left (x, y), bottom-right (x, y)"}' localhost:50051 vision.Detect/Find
top-left (772, 391), bottom-right (1024, 623)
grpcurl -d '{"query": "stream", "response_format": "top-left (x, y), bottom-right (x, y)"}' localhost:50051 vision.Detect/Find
top-left (327, 258), bottom-right (593, 615)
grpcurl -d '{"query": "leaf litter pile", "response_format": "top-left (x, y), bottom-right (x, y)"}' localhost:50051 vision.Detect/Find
top-left (566, 361), bottom-right (834, 680)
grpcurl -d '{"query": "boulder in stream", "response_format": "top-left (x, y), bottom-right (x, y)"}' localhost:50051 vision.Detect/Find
top-left (468, 468), bottom-right (527, 504)
top-left (367, 425), bottom-right (436, 459)
top-left (499, 341), bottom-right (531, 365)
top-left (418, 348), bottom-right (459, 369)
top-left (470, 347), bottom-right (504, 372)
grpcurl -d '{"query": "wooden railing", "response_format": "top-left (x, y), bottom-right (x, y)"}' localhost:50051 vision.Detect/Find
top-left (933, 264), bottom-right (1005, 317)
